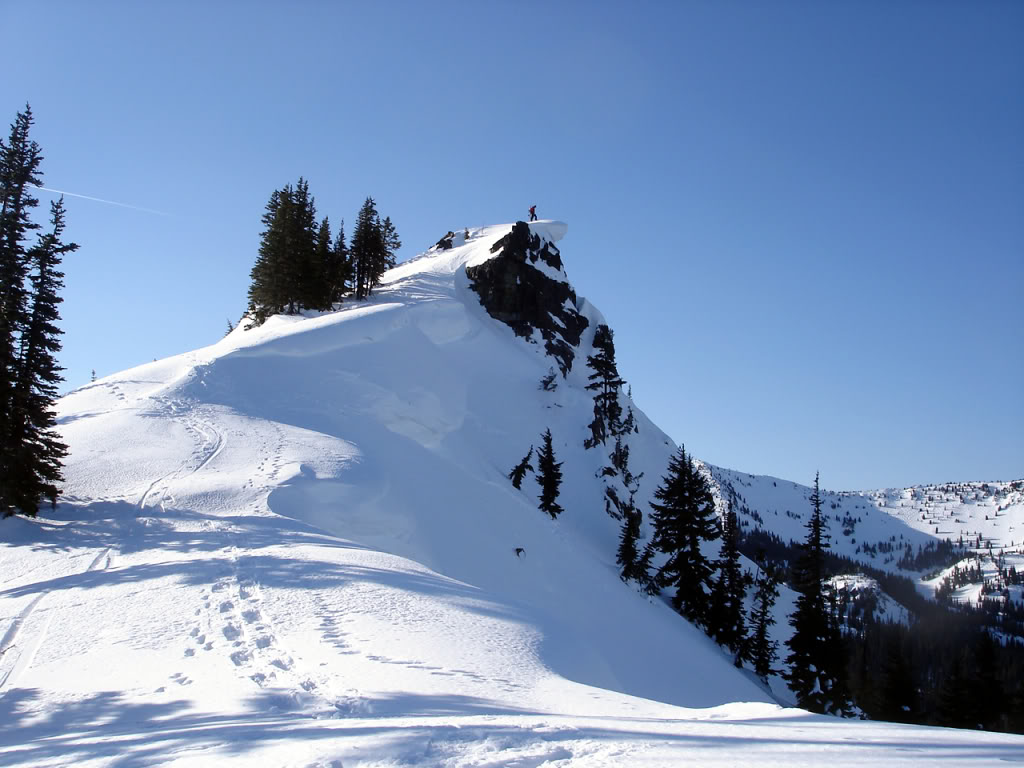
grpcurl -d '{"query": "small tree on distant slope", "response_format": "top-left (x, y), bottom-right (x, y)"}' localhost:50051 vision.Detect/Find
top-left (616, 499), bottom-right (644, 582)
top-left (508, 446), bottom-right (534, 490)
top-left (536, 429), bottom-right (563, 519)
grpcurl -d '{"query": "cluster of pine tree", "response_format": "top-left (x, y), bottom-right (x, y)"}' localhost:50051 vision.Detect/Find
top-left (613, 441), bottom-right (782, 682)
top-left (509, 319), bottom-right (1024, 729)
top-left (740, 485), bottom-right (1024, 731)
top-left (521, 322), bottom-right (786, 686)
top-left (246, 182), bottom-right (399, 327)
top-left (578, 324), bottom-right (647, 574)
top-left (0, 106), bottom-right (76, 518)
top-left (643, 446), bottom-right (721, 623)
top-left (845, 607), bottom-right (1024, 732)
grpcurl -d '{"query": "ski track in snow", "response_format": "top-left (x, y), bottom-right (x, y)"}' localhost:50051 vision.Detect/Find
top-left (0, 546), bottom-right (112, 693)
top-left (1, 220), bottom-right (1022, 766)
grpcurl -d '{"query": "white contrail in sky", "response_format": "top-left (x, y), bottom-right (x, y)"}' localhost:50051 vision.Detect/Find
top-left (30, 184), bottom-right (172, 217)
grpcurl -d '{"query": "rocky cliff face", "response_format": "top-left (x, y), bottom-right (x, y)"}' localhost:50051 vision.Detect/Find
top-left (466, 221), bottom-right (589, 375)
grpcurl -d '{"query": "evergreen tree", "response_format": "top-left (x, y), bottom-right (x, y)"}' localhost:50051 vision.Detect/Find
top-left (310, 215), bottom-right (333, 310)
top-left (380, 215), bottom-right (401, 271)
top-left (636, 541), bottom-right (659, 595)
top-left (0, 106), bottom-right (43, 513)
top-left (287, 177), bottom-right (319, 312)
top-left (248, 187), bottom-right (396, 316)
top-left (749, 554), bottom-right (780, 682)
top-left (508, 446), bottom-right (534, 490)
top-left (709, 504), bottom-right (748, 661)
top-left (247, 185), bottom-right (291, 325)
top-left (0, 108), bottom-right (74, 518)
top-left (648, 446), bottom-right (720, 627)
top-left (536, 428), bottom-right (563, 519)
top-left (350, 197), bottom-right (380, 300)
top-left (609, 434), bottom-right (630, 479)
top-left (972, 632), bottom-right (1006, 730)
top-left (935, 653), bottom-right (974, 728)
top-left (8, 199), bottom-right (74, 514)
top-left (874, 626), bottom-right (917, 723)
top-left (616, 501), bottom-right (643, 582)
top-left (583, 324), bottom-right (624, 448)
top-left (246, 178), bottom-right (320, 325)
top-left (327, 219), bottom-right (351, 305)
top-left (621, 404), bottom-right (638, 435)
top-left (784, 472), bottom-right (851, 715)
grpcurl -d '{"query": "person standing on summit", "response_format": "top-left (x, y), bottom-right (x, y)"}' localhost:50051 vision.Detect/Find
top-left (529, 205), bottom-right (537, 222)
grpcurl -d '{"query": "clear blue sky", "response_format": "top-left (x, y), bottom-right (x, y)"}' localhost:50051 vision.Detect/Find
top-left (5, 1), bottom-right (1022, 490)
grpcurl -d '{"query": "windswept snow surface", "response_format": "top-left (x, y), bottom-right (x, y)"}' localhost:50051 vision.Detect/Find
top-left (3, 221), bottom-right (1023, 765)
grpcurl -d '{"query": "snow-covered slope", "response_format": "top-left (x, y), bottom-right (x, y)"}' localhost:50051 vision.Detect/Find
top-left (3, 221), bottom-right (1023, 766)
top-left (715, 470), bottom-right (1024, 565)
top-left (712, 466), bottom-right (1024, 611)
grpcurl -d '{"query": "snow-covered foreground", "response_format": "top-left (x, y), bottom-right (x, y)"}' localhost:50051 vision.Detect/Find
top-left (3, 221), bottom-right (1023, 765)
top-left (5, 511), bottom-right (1023, 767)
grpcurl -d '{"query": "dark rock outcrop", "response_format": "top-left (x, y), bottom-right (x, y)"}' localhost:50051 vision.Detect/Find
top-left (466, 221), bottom-right (588, 375)
top-left (433, 231), bottom-right (455, 251)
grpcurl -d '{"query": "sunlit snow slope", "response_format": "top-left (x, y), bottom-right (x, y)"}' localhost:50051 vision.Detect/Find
top-left (2, 221), bottom-right (1022, 766)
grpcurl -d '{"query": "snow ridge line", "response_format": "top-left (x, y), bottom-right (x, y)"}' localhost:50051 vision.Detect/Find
top-left (0, 547), bottom-right (112, 692)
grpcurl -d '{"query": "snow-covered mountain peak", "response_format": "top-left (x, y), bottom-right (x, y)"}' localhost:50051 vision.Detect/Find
top-left (5, 219), bottom-right (1023, 765)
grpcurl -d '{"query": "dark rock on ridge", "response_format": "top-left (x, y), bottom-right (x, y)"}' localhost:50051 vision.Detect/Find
top-left (434, 231), bottom-right (455, 251)
top-left (466, 221), bottom-right (588, 375)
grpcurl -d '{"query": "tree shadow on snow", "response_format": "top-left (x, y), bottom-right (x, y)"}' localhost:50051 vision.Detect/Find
top-left (14, 499), bottom-right (372, 557)
top-left (1, 500), bottom-right (525, 625)
top-left (1, 687), bottom-right (1021, 767)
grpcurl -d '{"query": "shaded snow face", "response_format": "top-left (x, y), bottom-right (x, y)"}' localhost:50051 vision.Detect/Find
top-left (466, 221), bottom-right (588, 375)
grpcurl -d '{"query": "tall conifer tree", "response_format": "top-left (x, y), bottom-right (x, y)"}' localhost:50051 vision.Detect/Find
top-left (749, 555), bottom-right (780, 682)
top-left (536, 428), bottom-right (563, 519)
top-left (246, 178), bottom-right (323, 325)
top-left (380, 215), bottom-right (401, 272)
top-left (584, 324), bottom-right (624, 449)
top-left (247, 186), bottom-right (290, 325)
top-left (350, 197), bottom-right (379, 300)
top-left (311, 215), bottom-right (333, 310)
top-left (288, 177), bottom-right (318, 311)
top-left (328, 219), bottom-right (350, 305)
top-left (709, 504), bottom-right (748, 661)
top-left (9, 199), bottom-right (74, 513)
top-left (0, 107), bottom-right (74, 517)
top-left (648, 446), bottom-right (720, 626)
top-left (784, 472), bottom-right (851, 715)
top-left (616, 502), bottom-right (643, 582)
top-left (0, 107), bottom-right (43, 512)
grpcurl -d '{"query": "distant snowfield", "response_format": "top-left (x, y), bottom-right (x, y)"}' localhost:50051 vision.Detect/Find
top-left (2, 221), bottom-right (1022, 766)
